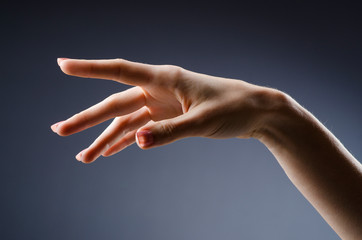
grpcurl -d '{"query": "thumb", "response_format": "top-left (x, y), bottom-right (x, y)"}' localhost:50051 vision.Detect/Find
top-left (136, 112), bottom-right (199, 149)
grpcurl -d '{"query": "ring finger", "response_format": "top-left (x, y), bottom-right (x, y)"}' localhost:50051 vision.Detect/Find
top-left (77, 107), bottom-right (151, 163)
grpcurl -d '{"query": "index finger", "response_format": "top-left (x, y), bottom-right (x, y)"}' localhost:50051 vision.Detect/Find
top-left (58, 58), bottom-right (155, 86)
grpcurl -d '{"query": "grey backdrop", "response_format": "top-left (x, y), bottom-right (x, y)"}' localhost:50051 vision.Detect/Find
top-left (1, 1), bottom-right (361, 239)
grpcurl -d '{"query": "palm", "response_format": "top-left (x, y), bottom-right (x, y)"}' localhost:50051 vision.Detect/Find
top-left (53, 58), bottom-right (257, 163)
top-left (141, 86), bottom-right (184, 122)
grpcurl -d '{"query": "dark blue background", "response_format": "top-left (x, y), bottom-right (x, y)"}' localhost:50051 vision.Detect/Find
top-left (1, 1), bottom-right (361, 239)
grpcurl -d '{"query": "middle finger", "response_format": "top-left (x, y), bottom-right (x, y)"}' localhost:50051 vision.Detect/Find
top-left (56, 87), bottom-right (145, 136)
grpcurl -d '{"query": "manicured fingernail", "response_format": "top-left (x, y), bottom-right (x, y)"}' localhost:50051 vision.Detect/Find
top-left (75, 149), bottom-right (86, 162)
top-left (50, 121), bottom-right (64, 133)
top-left (136, 130), bottom-right (154, 148)
top-left (57, 58), bottom-right (69, 66)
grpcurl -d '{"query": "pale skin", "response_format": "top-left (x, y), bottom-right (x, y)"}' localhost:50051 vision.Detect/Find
top-left (51, 58), bottom-right (362, 239)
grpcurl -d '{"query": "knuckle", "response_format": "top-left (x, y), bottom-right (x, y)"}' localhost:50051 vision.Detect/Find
top-left (115, 58), bottom-right (124, 63)
top-left (153, 65), bottom-right (185, 89)
top-left (114, 58), bottom-right (125, 79)
top-left (104, 94), bottom-right (120, 114)
top-left (115, 58), bottom-right (125, 69)
top-left (157, 65), bottom-right (184, 81)
top-left (160, 121), bottom-right (176, 137)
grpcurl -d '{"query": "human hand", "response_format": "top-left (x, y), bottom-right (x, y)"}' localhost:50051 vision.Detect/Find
top-left (51, 58), bottom-right (279, 163)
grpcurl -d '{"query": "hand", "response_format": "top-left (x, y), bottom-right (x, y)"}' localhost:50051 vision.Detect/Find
top-left (51, 58), bottom-right (278, 163)
top-left (51, 58), bottom-right (362, 238)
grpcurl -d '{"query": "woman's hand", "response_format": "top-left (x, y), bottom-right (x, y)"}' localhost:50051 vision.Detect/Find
top-left (51, 58), bottom-right (279, 163)
top-left (52, 58), bottom-right (362, 238)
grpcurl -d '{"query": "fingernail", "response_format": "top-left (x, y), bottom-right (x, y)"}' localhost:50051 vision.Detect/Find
top-left (136, 130), bottom-right (154, 148)
top-left (57, 58), bottom-right (69, 66)
top-left (75, 149), bottom-right (86, 162)
top-left (50, 121), bottom-right (64, 133)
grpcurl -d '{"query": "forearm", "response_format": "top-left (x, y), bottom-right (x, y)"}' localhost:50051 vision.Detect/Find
top-left (54, 58), bottom-right (361, 237)
top-left (255, 90), bottom-right (362, 239)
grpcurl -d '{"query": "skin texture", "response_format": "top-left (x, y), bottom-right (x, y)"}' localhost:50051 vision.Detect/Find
top-left (52, 58), bottom-right (362, 239)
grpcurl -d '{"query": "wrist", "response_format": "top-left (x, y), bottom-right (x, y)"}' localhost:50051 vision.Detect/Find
top-left (251, 88), bottom-right (305, 145)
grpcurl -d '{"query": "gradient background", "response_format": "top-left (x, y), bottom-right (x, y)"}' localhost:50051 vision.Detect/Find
top-left (1, 1), bottom-right (361, 239)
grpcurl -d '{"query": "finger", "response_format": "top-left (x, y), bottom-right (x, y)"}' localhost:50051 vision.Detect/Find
top-left (135, 110), bottom-right (202, 149)
top-left (58, 58), bottom-right (155, 86)
top-left (102, 129), bottom-right (137, 157)
top-left (55, 87), bottom-right (145, 136)
top-left (78, 107), bottom-right (151, 163)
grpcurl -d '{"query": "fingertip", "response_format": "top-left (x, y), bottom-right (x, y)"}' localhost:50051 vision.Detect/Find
top-left (82, 156), bottom-right (95, 164)
top-left (76, 148), bottom-right (96, 164)
top-left (81, 147), bottom-right (104, 164)
top-left (55, 121), bottom-right (78, 136)
top-left (50, 121), bottom-right (65, 133)
top-left (136, 130), bottom-right (154, 149)
top-left (58, 58), bottom-right (71, 74)
top-left (56, 125), bottom-right (70, 137)
top-left (50, 124), bottom-right (57, 132)
top-left (57, 58), bottom-right (80, 76)
top-left (57, 57), bottom-right (69, 66)
top-left (75, 149), bottom-right (86, 161)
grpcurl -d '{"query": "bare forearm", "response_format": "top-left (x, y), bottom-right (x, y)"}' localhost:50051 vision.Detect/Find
top-left (256, 90), bottom-right (362, 239)
top-left (53, 58), bottom-right (361, 237)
